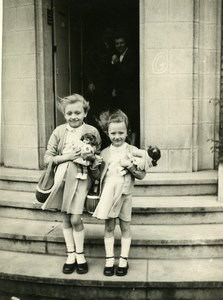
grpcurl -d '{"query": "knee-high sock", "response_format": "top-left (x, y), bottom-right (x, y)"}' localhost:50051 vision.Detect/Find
top-left (63, 227), bottom-right (75, 264)
top-left (119, 237), bottom-right (131, 267)
top-left (104, 236), bottom-right (115, 267)
top-left (73, 229), bottom-right (86, 264)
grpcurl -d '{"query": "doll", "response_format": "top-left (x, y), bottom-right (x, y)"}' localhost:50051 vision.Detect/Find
top-left (119, 146), bottom-right (161, 173)
top-left (72, 133), bottom-right (99, 179)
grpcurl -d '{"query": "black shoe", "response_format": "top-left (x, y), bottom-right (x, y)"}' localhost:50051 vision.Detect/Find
top-left (116, 257), bottom-right (129, 276)
top-left (103, 256), bottom-right (115, 276)
top-left (104, 265), bottom-right (115, 276)
top-left (62, 262), bottom-right (76, 274)
top-left (116, 264), bottom-right (129, 276)
top-left (76, 262), bottom-right (89, 274)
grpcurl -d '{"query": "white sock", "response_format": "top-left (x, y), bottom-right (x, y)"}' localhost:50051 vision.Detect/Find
top-left (63, 227), bottom-right (75, 264)
top-left (104, 236), bottom-right (115, 267)
top-left (119, 237), bottom-right (131, 267)
top-left (73, 229), bottom-right (86, 264)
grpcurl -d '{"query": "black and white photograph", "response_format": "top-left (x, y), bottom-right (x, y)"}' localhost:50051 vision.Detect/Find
top-left (0, 0), bottom-right (223, 299)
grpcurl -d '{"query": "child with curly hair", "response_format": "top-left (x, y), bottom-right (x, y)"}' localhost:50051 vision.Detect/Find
top-left (90, 109), bottom-right (149, 277)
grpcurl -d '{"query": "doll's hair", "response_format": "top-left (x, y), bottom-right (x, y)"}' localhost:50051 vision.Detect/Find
top-left (81, 133), bottom-right (98, 147)
top-left (97, 109), bottom-right (129, 133)
top-left (57, 94), bottom-right (90, 114)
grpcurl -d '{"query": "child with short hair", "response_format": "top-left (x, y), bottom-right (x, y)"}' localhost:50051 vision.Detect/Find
top-left (42, 94), bottom-right (101, 275)
top-left (91, 109), bottom-right (149, 276)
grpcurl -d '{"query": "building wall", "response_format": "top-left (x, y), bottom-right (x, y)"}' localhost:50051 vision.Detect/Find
top-left (2, 0), bottom-right (54, 169)
top-left (195, 0), bottom-right (221, 170)
top-left (141, 0), bottom-right (221, 172)
top-left (2, 0), bottom-right (38, 168)
top-left (1, 0), bottom-right (221, 171)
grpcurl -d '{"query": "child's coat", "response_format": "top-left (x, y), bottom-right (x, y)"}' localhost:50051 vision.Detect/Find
top-left (42, 123), bottom-right (101, 214)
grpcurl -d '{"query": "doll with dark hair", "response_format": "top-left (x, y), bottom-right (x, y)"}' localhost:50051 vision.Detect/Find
top-left (72, 133), bottom-right (100, 180)
top-left (147, 146), bottom-right (161, 166)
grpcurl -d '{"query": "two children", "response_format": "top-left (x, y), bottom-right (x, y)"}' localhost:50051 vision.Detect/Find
top-left (43, 94), bottom-right (154, 277)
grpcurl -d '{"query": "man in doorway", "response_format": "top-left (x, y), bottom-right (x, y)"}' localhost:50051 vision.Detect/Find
top-left (111, 31), bottom-right (140, 146)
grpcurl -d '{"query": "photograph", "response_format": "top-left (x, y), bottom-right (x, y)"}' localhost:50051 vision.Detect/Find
top-left (0, 0), bottom-right (223, 299)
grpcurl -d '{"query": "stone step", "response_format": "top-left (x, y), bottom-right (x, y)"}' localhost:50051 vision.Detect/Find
top-left (134, 170), bottom-right (218, 196)
top-left (0, 250), bottom-right (222, 300)
top-left (0, 167), bottom-right (218, 196)
top-left (0, 190), bottom-right (223, 225)
top-left (0, 167), bottom-right (42, 192)
top-left (0, 217), bottom-right (223, 259)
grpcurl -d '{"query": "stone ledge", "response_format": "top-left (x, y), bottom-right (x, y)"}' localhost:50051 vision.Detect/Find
top-left (0, 250), bottom-right (222, 289)
top-left (137, 170), bottom-right (218, 185)
top-left (0, 190), bottom-right (222, 213)
top-left (1, 217), bottom-right (223, 247)
top-left (0, 167), bottom-right (42, 182)
top-left (0, 167), bottom-right (218, 185)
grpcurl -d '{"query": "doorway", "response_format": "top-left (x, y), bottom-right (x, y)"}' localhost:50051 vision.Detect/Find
top-left (53, 0), bottom-right (140, 143)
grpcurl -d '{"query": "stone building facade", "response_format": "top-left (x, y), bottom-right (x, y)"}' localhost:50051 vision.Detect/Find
top-left (1, 0), bottom-right (222, 173)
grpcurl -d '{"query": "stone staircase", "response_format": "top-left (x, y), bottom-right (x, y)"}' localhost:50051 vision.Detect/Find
top-left (0, 167), bottom-right (223, 300)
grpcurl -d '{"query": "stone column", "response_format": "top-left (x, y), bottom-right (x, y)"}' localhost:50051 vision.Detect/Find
top-left (141, 0), bottom-right (221, 172)
top-left (2, 0), bottom-right (54, 169)
top-left (2, 0), bottom-right (39, 169)
top-left (142, 0), bottom-right (194, 172)
top-left (218, 0), bottom-right (223, 202)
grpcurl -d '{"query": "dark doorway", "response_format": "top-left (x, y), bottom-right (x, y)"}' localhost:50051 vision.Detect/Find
top-left (53, 0), bottom-right (139, 144)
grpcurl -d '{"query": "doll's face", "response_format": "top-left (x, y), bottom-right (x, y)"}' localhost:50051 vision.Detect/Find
top-left (64, 102), bottom-right (87, 128)
top-left (108, 121), bottom-right (127, 147)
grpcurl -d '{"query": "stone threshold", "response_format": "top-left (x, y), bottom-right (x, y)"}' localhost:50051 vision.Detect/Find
top-left (0, 250), bottom-right (223, 288)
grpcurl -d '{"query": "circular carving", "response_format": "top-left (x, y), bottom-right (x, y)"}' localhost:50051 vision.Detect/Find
top-left (152, 52), bottom-right (168, 74)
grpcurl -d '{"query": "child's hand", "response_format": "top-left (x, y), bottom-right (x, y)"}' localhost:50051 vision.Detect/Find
top-left (91, 155), bottom-right (103, 169)
top-left (84, 153), bottom-right (95, 162)
top-left (120, 155), bottom-right (133, 168)
top-left (69, 147), bottom-right (81, 161)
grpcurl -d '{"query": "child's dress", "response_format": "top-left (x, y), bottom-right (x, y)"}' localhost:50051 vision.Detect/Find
top-left (42, 123), bottom-right (101, 215)
top-left (93, 143), bottom-right (147, 220)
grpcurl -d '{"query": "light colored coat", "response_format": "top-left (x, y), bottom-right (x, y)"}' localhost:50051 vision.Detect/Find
top-left (44, 123), bottom-right (101, 165)
top-left (42, 123), bottom-right (101, 213)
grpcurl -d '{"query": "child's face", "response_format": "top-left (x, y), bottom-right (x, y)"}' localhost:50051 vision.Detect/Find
top-left (108, 121), bottom-right (127, 147)
top-left (64, 102), bottom-right (87, 128)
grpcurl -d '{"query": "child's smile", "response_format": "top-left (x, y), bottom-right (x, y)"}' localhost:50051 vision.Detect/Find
top-left (64, 102), bottom-right (87, 128)
top-left (108, 122), bottom-right (127, 147)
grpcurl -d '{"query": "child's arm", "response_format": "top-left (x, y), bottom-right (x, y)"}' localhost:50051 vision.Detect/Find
top-left (126, 164), bottom-right (146, 180)
top-left (44, 129), bottom-right (81, 165)
top-left (89, 155), bottom-right (104, 180)
top-left (54, 148), bottom-right (81, 165)
top-left (120, 156), bottom-right (146, 180)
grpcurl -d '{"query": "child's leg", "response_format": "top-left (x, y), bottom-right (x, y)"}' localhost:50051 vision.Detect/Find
top-left (62, 213), bottom-right (76, 274)
top-left (104, 218), bottom-right (116, 273)
top-left (71, 214), bottom-right (88, 274)
top-left (117, 219), bottom-right (131, 273)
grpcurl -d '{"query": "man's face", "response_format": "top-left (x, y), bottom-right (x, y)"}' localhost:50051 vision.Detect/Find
top-left (115, 38), bottom-right (127, 55)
